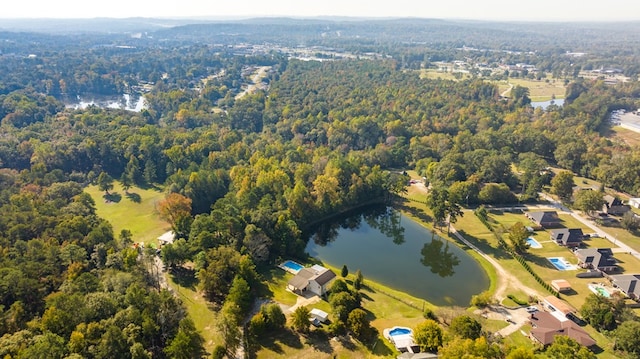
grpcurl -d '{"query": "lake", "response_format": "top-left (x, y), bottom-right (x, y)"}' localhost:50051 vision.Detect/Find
top-left (305, 206), bottom-right (489, 306)
top-left (531, 98), bottom-right (564, 110)
top-left (65, 93), bottom-right (147, 112)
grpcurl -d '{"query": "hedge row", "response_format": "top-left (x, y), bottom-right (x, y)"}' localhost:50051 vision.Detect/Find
top-left (473, 208), bottom-right (560, 298)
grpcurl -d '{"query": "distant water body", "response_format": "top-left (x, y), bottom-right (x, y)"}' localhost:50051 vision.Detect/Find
top-left (65, 94), bottom-right (146, 112)
top-left (531, 98), bottom-right (564, 110)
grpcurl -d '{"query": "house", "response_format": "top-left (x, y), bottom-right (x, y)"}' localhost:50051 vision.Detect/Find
top-left (529, 310), bottom-right (596, 347)
top-left (575, 248), bottom-right (618, 273)
top-left (287, 265), bottom-right (336, 296)
top-left (550, 228), bottom-right (584, 248)
top-left (602, 195), bottom-right (631, 215)
top-left (629, 198), bottom-right (640, 209)
top-left (609, 274), bottom-right (640, 300)
top-left (550, 279), bottom-right (572, 293)
top-left (542, 296), bottom-right (576, 319)
top-left (525, 211), bottom-right (561, 228)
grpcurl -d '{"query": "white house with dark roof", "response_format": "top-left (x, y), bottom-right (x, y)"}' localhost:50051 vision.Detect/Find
top-left (575, 248), bottom-right (618, 273)
top-left (287, 264), bottom-right (336, 296)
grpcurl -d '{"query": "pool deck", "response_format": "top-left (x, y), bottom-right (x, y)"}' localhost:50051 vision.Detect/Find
top-left (278, 260), bottom-right (304, 274)
top-left (547, 257), bottom-right (578, 271)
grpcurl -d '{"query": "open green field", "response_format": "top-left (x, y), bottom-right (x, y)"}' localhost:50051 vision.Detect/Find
top-left (609, 125), bottom-right (640, 147)
top-left (85, 183), bottom-right (169, 246)
top-left (418, 69), bottom-right (469, 81)
top-left (497, 77), bottom-right (566, 101)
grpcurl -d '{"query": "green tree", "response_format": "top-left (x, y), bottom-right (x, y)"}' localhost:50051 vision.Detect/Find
top-left (580, 293), bottom-right (623, 331)
top-left (225, 276), bottom-right (253, 322)
top-left (119, 171), bottom-right (132, 193)
top-left (291, 306), bottom-right (311, 333)
top-left (347, 308), bottom-right (375, 342)
top-left (353, 269), bottom-right (364, 290)
top-left (217, 308), bottom-right (241, 357)
top-left (438, 336), bottom-right (503, 359)
top-left (341, 264), bottom-right (349, 278)
top-left (21, 332), bottom-right (67, 359)
top-left (574, 190), bottom-right (604, 217)
top-left (413, 319), bottom-right (443, 352)
top-left (613, 320), bottom-right (640, 357)
top-left (551, 171), bottom-right (575, 201)
top-left (96, 171), bottom-right (114, 195)
top-left (262, 303), bottom-right (286, 330)
top-left (505, 346), bottom-right (535, 359)
top-left (164, 318), bottom-right (206, 359)
top-left (621, 211), bottom-right (640, 232)
top-left (545, 336), bottom-right (596, 359)
top-left (449, 315), bottom-right (482, 340)
top-left (508, 222), bottom-right (530, 253)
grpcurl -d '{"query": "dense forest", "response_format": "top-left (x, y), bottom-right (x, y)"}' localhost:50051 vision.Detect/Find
top-left (1, 17), bottom-right (640, 358)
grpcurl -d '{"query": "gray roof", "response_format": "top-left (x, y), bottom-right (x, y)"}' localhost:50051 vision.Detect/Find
top-left (313, 268), bottom-right (337, 286)
top-left (610, 274), bottom-right (640, 296)
top-left (551, 228), bottom-right (584, 244)
top-left (287, 268), bottom-right (316, 290)
top-left (575, 248), bottom-right (616, 269)
top-left (527, 211), bottom-right (560, 225)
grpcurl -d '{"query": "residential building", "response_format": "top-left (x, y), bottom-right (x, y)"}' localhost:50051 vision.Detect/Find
top-left (550, 228), bottom-right (584, 248)
top-left (525, 211), bottom-right (561, 228)
top-left (609, 274), bottom-right (640, 300)
top-left (575, 248), bottom-right (618, 273)
top-left (529, 310), bottom-right (596, 347)
top-left (287, 265), bottom-right (337, 296)
top-left (602, 195), bottom-right (631, 215)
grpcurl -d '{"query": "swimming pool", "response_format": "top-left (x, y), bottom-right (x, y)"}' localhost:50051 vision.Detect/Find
top-left (588, 284), bottom-right (611, 298)
top-left (526, 237), bottom-right (542, 249)
top-left (279, 260), bottom-right (304, 274)
top-left (548, 257), bottom-right (577, 271)
top-left (389, 327), bottom-right (412, 336)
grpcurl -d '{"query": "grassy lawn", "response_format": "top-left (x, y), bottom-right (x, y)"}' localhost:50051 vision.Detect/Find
top-left (598, 225), bottom-right (640, 253)
top-left (609, 125), bottom-right (640, 147)
top-left (85, 183), bottom-right (169, 246)
top-left (166, 271), bottom-right (221, 353)
top-left (496, 77), bottom-right (566, 101)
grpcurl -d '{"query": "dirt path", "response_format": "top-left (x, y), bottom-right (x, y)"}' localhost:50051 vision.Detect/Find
top-left (449, 226), bottom-right (542, 301)
top-left (500, 83), bottom-right (514, 98)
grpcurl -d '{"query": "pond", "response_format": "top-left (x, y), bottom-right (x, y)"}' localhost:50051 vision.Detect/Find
top-left (65, 93), bottom-right (147, 112)
top-left (305, 206), bottom-right (490, 306)
top-left (531, 98), bottom-right (564, 110)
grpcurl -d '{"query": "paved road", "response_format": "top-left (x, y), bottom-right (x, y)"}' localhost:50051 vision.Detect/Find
top-left (538, 192), bottom-right (640, 259)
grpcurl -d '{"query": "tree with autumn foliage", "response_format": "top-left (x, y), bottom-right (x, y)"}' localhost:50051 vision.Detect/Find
top-left (157, 192), bottom-right (193, 239)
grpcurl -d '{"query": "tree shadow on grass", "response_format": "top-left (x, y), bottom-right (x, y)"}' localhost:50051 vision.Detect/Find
top-left (371, 337), bottom-right (394, 357)
top-left (454, 230), bottom-right (511, 260)
top-left (103, 192), bottom-right (122, 203)
top-left (303, 330), bottom-right (333, 355)
top-left (523, 253), bottom-right (558, 270)
top-left (169, 266), bottom-right (198, 290)
top-left (125, 192), bottom-right (141, 203)
top-left (257, 328), bottom-right (303, 353)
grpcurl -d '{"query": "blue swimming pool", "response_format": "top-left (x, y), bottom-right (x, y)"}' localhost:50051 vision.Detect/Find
top-left (280, 260), bottom-right (304, 274)
top-left (526, 237), bottom-right (542, 249)
top-left (548, 257), bottom-right (576, 271)
top-left (389, 327), bottom-right (412, 336)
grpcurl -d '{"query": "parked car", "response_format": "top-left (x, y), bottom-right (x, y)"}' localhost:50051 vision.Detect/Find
top-left (526, 306), bottom-right (538, 313)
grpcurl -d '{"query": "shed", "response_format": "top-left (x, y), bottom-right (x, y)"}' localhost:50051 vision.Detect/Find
top-left (310, 308), bottom-right (329, 323)
top-left (551, 279), bottom-right (572, 293)
top-left (158, 231), bottom-right (175, 245)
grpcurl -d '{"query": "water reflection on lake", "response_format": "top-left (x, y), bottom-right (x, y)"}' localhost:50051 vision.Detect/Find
top-left (305, 206), bottom-right (489, 306)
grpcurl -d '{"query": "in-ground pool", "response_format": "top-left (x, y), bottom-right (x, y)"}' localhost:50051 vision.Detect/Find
top-left (548, 257), bottom-right (577, 271)
top-left (588, 283), bottom-right (612, 298)
top-left (526, 237), bottom-right (542, 249)
top-left (389, 327), bottom-right (412, 336)
top-left (279, 260), bottom-right (304, 274)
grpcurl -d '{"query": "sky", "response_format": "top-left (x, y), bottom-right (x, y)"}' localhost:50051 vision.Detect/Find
top-left (2, 0), bottom-right (640, 22)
